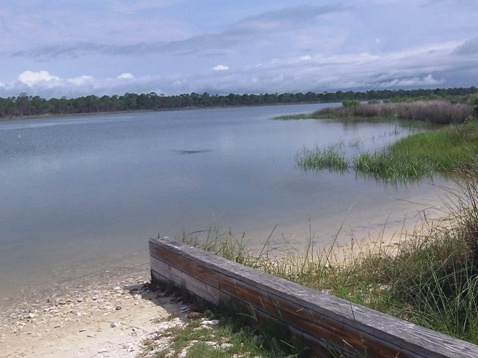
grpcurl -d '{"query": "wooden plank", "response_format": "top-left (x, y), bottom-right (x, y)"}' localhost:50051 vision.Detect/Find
top-left (150, 269), bottom-right (169, 288)
top-left (217, 272), bottom-right (412, 357)
top-left (169, 265), bottom-right (220, 303)
top-left (215, 270), bottom-right (478, 358)
top-left (149, 239), bottom-right (220, 289)
top-left (149, 237), bottom-right (478, 358)
top-left (150, 256), bottom-right (172, 280)
top-left (150, 257), bottom-right (220, 303)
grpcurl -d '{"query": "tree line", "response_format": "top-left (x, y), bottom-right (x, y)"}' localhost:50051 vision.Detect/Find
top-left (1, 87), bottom-right (477, 118)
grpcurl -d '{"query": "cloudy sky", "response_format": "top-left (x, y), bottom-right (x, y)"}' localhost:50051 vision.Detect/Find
top-left (1, 0), bottom-right (478, 98)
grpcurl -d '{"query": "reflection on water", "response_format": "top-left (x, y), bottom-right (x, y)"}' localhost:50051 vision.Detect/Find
top-left (0, 104), bottom-right (453, 301)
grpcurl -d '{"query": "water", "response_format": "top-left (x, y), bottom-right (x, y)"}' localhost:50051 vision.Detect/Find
top-left (0, 104), bottom-right (451, 301)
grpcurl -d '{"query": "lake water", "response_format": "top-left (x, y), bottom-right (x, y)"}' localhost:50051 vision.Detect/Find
top-left (0, 104), bottom-right (452, 301)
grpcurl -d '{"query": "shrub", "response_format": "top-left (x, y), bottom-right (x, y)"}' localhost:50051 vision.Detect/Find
top-left (342, 99), bottom-right (361, 107)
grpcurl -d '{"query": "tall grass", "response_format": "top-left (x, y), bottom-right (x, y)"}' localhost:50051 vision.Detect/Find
top-left (313, 100), bottom-right (474, 125)
top-left (295, 119), bottom-right (478, 181)
top-left (295, 144), bottom-right (348, 172)
top-left (353, 121), bottom-right (478, 181)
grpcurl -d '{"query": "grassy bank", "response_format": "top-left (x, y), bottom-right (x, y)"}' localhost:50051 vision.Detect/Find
top-left (353, 121), bottom-right (478, 181)
top-left (293, 100), bottom-right (478, 181)
top-left (179, 168), bottom-right (478, 349)
top-left (296, 122), bottom-right (478, 181)
top-left (143, 172), bottom-right (478, 358)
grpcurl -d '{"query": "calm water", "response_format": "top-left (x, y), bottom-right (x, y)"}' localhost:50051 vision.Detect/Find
top-left (0, 104), bottom-right (450, 300)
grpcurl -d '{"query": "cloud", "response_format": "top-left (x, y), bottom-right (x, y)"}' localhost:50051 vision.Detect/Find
top-left (117, 73), bottom-right (135, 79)
top-left (231, 4), bottom-right (348, 33)
top-left (1, 3), bottom-right (477, 98)
top-left (375, 74), bottom-right (444, 88)
top-left (18, 70), bottom-right (59, 86)
top-left (8, 4), bottom-right (348, 60)
top-left (213, 65), bottom-right (229, 71)
top-left (453, 37), bottom-right (478, 56)
top-left (67, 75), bottom-right (95, 86)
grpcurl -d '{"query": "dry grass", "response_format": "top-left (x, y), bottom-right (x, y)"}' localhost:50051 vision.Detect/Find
top-left (314, 100), bottom-right (474, 124)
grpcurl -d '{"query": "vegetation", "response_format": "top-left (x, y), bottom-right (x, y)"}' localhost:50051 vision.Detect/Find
top-left (141, 314), bottom-right (294, 357)
top-left (341, 98), bottom-right (361, 107)
top-left (313, 100), bottom-right (474, 124)
top-left (293, 99), bottom-right (478, 181)
top-left (353, 121), bottom-right (478, 181)
top-left (296, 144), bottom-right (348, 172)
top-left (1, 86), bottom-right (478, 119)
top-left (176, 165), bottom-right (478, 348)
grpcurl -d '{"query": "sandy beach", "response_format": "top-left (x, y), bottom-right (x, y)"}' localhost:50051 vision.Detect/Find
top-left (0, 208), bottom-right (452, 358)
top-left (0, 264), bottom-right (187, 358)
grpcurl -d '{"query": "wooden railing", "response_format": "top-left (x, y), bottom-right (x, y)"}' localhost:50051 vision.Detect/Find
top-left (149, 236), bottom-right (478, 357)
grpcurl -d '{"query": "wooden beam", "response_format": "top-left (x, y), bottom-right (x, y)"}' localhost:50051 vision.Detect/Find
top-left (149, 236), bottom-right (478, 358)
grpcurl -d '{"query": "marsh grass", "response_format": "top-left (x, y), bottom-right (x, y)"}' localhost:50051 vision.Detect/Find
top-left (313, 100), bottom-right (474, 125)
top-left (295, 144), bottom-right (348, 172)
top-left (353, 120), bottom-right (478, 181)
top-left (296, 119), bottom-right (478, 181)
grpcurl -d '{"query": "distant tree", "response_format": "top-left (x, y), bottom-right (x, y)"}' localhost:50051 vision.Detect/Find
top-left (342, 99), bottom-right (361, 107)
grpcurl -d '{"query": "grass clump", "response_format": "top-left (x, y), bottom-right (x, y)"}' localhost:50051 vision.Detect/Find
top-left (141, 293), bottom-right (305, 358)
top-left (353, 121), bottom-right (478, 181)
top-left (296, 144), bottom-right (348, 172)
top-left (148, 318), bottom-right (280, 358)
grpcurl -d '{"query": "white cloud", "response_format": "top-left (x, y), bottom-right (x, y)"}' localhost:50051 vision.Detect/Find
top-left (117, 73), bottom-right (135, 79)
top-left (377, 74), bottom-right (444, 88)
top-left (213, 65), bottom-right (229, 71)
top-left (67, 75), bottom-right (95, 86)
top-left (18, 70), bottom-right (59, 86)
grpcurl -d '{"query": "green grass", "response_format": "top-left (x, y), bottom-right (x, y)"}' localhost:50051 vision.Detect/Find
top-left (353, 121), bottom-right (478, 181)
top-left (148, 319), bottom-right (269, 357)
top-left (274, 113), bottom-right (316, 120)
top-left (292, 99), bottom-right (478, 181)
top-left (296, 120), bottom-right (478, 181)
top-left (142, 303), bottom-right (305, 357)
top-left (296, 144), bottom-right (348, 172)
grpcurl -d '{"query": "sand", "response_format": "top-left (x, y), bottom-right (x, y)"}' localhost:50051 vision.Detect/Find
top-left (0, 264), bottom-right (186, 358)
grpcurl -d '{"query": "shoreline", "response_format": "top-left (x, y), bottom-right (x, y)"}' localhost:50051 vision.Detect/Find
top-left (0, 213), bottom-right (453, 357)
top-left (0, 101), bottom-right (325, 122)
top-left (0, 263), bottom-right (187, 358)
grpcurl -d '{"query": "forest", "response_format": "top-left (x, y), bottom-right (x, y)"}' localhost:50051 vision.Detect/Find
top-left (1, 86), bottom-right (477, 118)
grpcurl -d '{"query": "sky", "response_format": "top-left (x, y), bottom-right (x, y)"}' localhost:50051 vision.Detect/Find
top-left (1, 0), bottom-right (478, 98)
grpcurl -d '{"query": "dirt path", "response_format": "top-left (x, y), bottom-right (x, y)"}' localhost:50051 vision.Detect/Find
top-left (0, 265), bottom-right (186, 358)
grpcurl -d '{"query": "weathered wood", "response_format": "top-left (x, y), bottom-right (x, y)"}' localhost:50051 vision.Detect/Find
top-left (149, 236), bottom-right (478, 358)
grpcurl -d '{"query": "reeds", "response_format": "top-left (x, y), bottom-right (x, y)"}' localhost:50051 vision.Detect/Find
top-left (296, 119), bottom-right (478, 181)
top-left (314, 100), bottom-right (474, 125)
top-left (295, 144), bottom-right (348, 172)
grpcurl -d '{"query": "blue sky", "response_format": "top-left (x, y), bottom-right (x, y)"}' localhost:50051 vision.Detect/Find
top-left (1, 0), bottom-right (478, 98)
